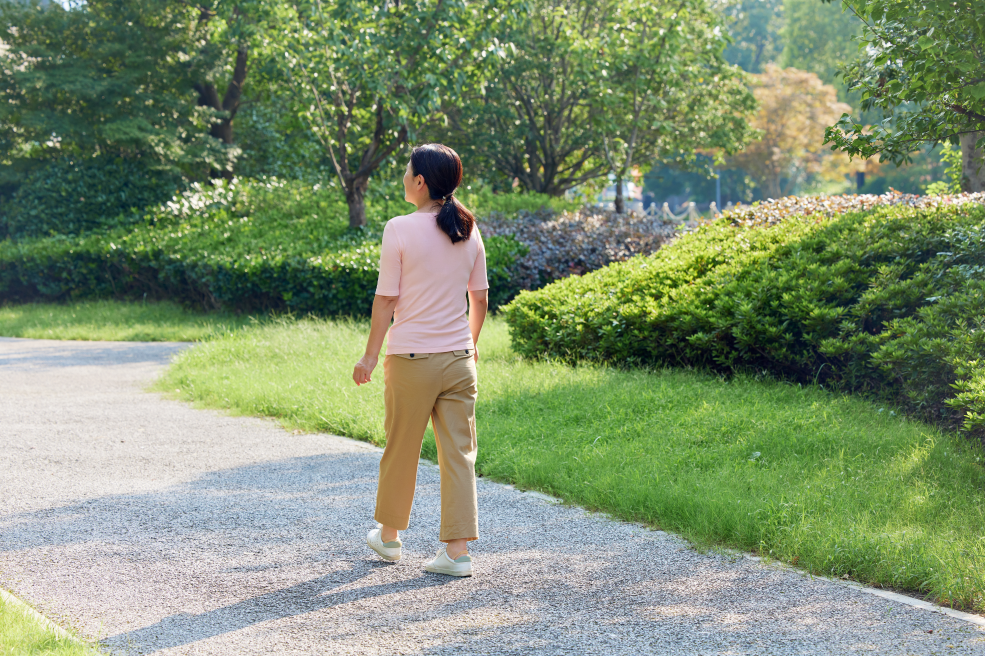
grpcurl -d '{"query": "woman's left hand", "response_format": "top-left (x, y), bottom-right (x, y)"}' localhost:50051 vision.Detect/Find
top-left (353, 355), bottom-right (379, 385)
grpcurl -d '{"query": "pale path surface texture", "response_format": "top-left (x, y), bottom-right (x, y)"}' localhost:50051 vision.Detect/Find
top-left (1, 337), bottom-right (984, 655)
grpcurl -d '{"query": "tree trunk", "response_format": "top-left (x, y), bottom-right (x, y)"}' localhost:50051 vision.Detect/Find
top-left (211, 120), bottom-right (234, 147)
top-left (614, 175), bottom-right (625, 214)
top-left (346, 176), bottom-right (370, 228)
top-left (960, 131), bottom-right (985, 192)
top-left (196, 44), bottom-right (248, 180)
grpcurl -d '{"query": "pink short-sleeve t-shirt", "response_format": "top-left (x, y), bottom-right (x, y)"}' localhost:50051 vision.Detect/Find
top-left (375, 210), bottom-right (489, 355)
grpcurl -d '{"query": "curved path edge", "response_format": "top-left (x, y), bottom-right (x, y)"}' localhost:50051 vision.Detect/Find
top-left (0, 586), bottom-right (79, 642)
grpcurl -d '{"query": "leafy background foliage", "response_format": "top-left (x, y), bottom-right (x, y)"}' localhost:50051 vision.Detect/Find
top-left (824, 0), bottom-right (985, 174)
top-left (0, 0), bottom-right (227, 172)
top-left (0, 157), bottom-right (184, 239)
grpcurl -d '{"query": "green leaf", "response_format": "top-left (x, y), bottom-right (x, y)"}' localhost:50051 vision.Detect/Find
top-left (968, 83), bottom-right (985, 101)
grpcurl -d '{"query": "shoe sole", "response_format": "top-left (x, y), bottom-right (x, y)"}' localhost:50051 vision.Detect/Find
top-left (424, 564), bottom-right (472, 577)
top-left (367, 541), bottom-right (401, 562)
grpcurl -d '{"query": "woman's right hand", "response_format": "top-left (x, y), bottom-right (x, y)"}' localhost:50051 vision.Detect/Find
top-left (352, 354), bottom-right (379, 385)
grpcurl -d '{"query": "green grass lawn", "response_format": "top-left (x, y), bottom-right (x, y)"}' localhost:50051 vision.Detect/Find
top-left (0, 595), bottom-right (97, 656)
top-left (157, 314), bottom-right (985, 612)
top-left (0, 300), bottom-right (256, 342)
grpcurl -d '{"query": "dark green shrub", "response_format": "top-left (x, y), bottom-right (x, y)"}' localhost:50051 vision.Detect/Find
top-left (484, 234), bottom-right (528, 310)
top-left (0, 157), bottom-right (185, 239)
top-left (0, 174), bottom-right (638, 316)
top-left (0, 178), bottom-right (546, 316)
top-left (502, 200), bottom-right (985, 436)
top-left (0, 178), bottom-right (384, 314)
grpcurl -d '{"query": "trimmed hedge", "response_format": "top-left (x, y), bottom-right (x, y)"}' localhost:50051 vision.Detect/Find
top-left (502, 198), bottom-right (985, 437)
top-left (0, 179), bottom-right (384, 314)
top-left (0, 178), bottom-right (561, 315)
top-left (0, 173), bottom-right (681, 315)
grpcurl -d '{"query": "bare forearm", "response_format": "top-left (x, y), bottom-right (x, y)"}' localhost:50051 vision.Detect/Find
top-left (365, 295), bottom-right (398, 358)
top-left (468, 290), bottom-right (488, 347)
top-left (353, 295), bottom-right (398, 386)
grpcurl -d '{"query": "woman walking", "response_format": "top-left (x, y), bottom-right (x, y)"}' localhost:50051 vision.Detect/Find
top-left (352, 143), bottom-right (488, 577)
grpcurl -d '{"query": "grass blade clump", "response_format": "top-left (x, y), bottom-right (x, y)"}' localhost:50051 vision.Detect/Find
top-left (0, 595), bottom-right (98, 655)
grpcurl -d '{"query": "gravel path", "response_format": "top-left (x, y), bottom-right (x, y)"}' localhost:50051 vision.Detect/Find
top-left (1, 336), bottom-right (984, 655)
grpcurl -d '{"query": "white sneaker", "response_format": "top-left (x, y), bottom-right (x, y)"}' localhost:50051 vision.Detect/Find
top-left (424, 546), bottom-right (473, 577)
top-left (366, 528), bottom-right (402, 561)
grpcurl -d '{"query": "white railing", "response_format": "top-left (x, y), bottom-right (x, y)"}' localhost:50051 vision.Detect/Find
top-left (598, 201), bottom-right (723, 221)
top-left (643, 201), bottom-right (709, 222)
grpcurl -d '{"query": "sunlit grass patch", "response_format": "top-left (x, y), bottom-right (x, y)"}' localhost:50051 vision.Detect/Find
top-left (0, 300), bottom-right (255, 342)
top-left (158, 314), bottom-right (985, 612)
top-left (0, 595), bottom-right (99, 656)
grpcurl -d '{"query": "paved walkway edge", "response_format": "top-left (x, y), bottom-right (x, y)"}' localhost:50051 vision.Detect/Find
top-left (0, 586), bottom-right (78, 642)
top-left (10, 420), bottom-right (984, 645)
top-left (499, 469), bottom-right (985, 629)
top-left (740, 556), bottom-right (985, 628)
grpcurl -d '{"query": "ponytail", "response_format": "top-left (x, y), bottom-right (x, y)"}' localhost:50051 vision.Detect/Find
top-left (435, 194), bottom-right (475, 244)
top-left (410, 144), bottom-right (475, 244)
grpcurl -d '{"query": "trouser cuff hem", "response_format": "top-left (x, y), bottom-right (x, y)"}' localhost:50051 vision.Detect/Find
top-left (374, 512), bottom-right (410, 531)
top-left (440, 529), bottom-right (479, 542)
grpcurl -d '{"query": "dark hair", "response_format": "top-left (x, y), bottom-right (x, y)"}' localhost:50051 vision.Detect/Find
top-left (410, 143), bottom-right (475, 244)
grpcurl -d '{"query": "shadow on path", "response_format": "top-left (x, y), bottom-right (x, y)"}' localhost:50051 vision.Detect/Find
top-left (100, 566), bottom-right (457, 653)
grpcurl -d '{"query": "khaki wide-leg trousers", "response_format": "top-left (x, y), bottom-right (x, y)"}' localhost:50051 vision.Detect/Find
top-left (375, 349), bottom-right (479, 542)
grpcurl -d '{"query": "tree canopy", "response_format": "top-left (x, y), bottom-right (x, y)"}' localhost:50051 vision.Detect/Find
top-left (0, 0), bottom-right (222, 171)
top-left (0, 0), bottom-right (280, 180)
top-left (823, 0), bottom-right (985, 191)
top-left (591, 0), bottom-right (756, 212)
top-left (445, 0), bottom-right (611, 197)
top-left (446, 0), bottom-right (755, 206)
top-left (280, 0), bottom-right (517, 227)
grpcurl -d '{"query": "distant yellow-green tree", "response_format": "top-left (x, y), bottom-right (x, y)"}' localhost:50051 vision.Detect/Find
top-left (730, 65), bottom-right (852, 198)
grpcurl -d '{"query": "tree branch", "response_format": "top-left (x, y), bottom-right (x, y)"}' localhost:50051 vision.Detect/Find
top-left (221, 44), bottom-right (248, 117)
top-left (949, 103), bottom-right (985, 125)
